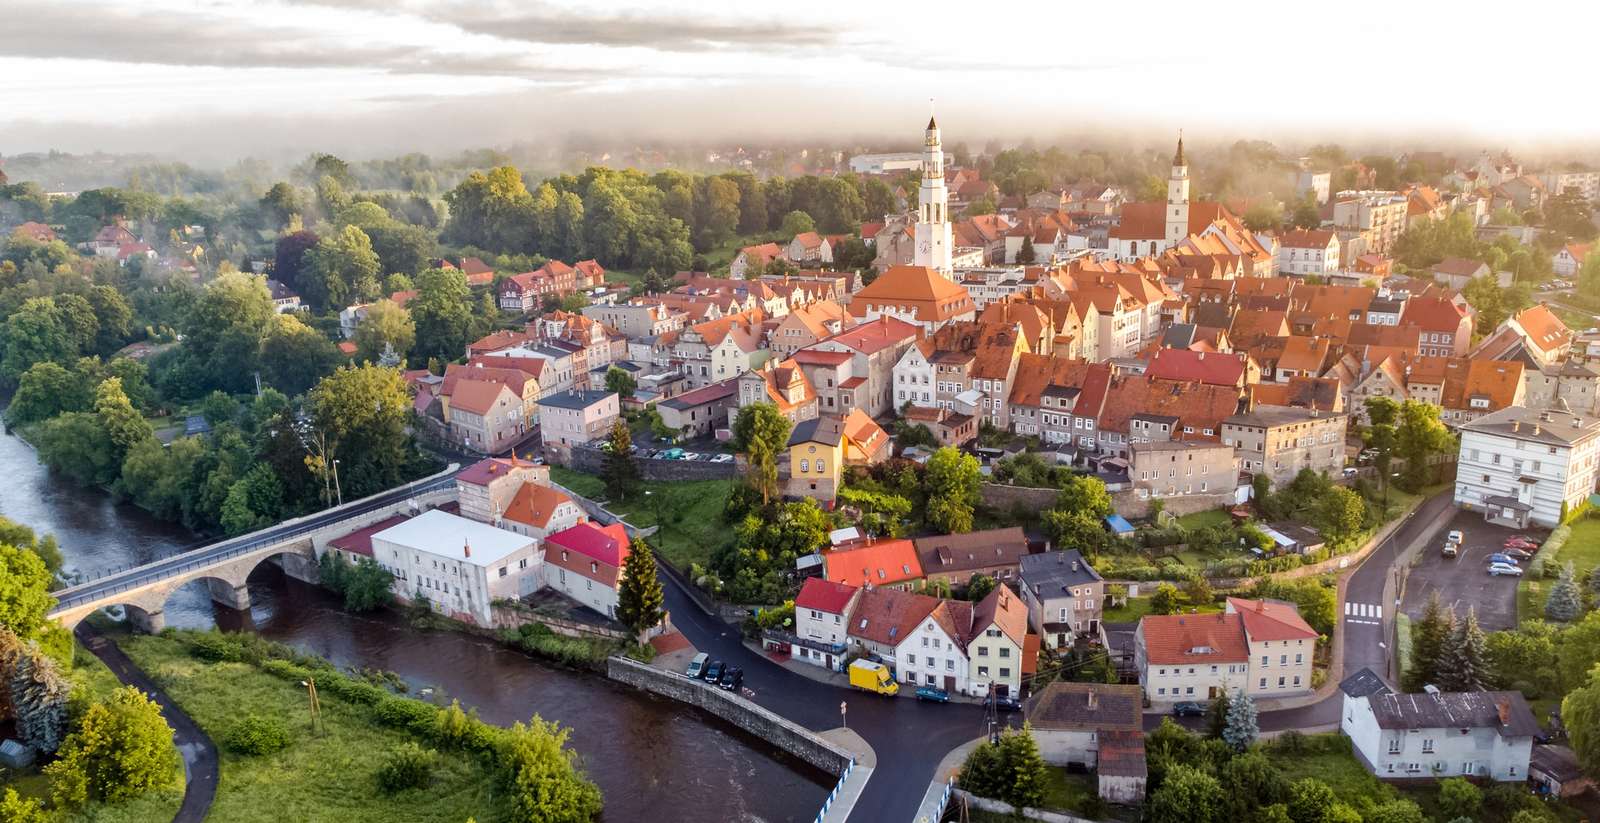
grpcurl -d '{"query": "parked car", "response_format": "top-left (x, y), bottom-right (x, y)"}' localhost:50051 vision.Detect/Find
top-left (1505, 536), bottom-right (1540, 550)
top-left (718, 667), bottom-right (744, 691)
top-left (702, 660), bottom-right (724, 683)
top-left (681, 452), bottom-right (700, 461)
top-left (1172, 701), bottom-right (1206, 717)
top-left (1501, 547), bottom-right (1533, 561)
top-left (685, 652), bottom-right (709, 679)
top-left (989, 696), bottom-right (1023, 713)
top-left (1447, 530), bottom-right (1464, 545)
top-left (711, 454), bottom-right (734, 463)
top-left (915, 687), bottom-right (951, 703)
top-left (1488, 562), bottom-right (1525, 577)
top-left (1342, 467), bottom-right (1359, 479)
top-left (1487, 553), bottom-right (1518, 566)
top-left (1441, 543), bottom-right (1457, 558)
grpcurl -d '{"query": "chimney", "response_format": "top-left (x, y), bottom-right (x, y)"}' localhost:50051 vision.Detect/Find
top-left (463, 539), bottom-right (472, 558)
top-left (1086, 688), bottom-right (1098, 710)
top-left (1071, 560), bottom-right (1080, 572)
top-left (1534, 424), bottom-right (1542, 436)
top-left (1496, 699), bottom-right (1511, 725)
top-left (1255, 599), bottom-right (1266, 613)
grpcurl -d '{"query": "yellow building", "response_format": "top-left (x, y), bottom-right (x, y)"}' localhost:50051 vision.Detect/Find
top-left (785, 408), bottom-right (890, 504)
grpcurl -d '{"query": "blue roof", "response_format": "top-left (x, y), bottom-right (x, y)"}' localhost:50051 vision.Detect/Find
top-left (1104, 514), bottom-right (1134, 535)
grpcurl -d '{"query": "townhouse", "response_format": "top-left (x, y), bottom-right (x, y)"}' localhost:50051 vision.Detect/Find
top-left (1222, 404), bottom-right (1347, 489)
top-left (786, 410), bottom-right (892, 504)
top-left (848, 264), bottom-right (976, 332)
top-left (1129, 440), bottom-right (1236, 500)
top-left (913, 527), bottom-right (1031, 588)
top-left (1455, 405), bottom-right (1600, 529)
top-left (798, 316), bottom-right (921, 418)
top-left (1340, 668), bottom-right (1537, 782)
top-left (1135, 597), bottom-right (1317, 704)
top-left (1278, 229), bottom-right (1341, 277)
top-left (791, 577), bottom-right (863, 671)
top-left (538, 390), bottom-right (620, 463)
top-left (769, 300), bottom-right (854, 359)
top-left (543, 521), bottom-right (633, 620)
top-left (1018, 550), bottom-right (1103, 649)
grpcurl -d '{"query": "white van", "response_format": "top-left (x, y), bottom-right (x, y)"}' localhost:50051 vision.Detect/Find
top-left (685, 652), bottom-right (709, 679)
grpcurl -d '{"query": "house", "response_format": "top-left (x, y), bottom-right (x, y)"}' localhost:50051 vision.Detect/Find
top-left (784, 231), bottom-right (834, 265)
top-left (844, 586), bottom-right (946, 670)
top-left (1473, 304), bottom-right (1574, 369)
top-left (730, 242), bottom-right (783, 279)
top-left (792, 577), bottom-right (863, 671)
top-left (913, 527), bottom-right (1031, 588)
top-left (1024, 683), bottom-right (1145, 803)
top-left (823, 538), bottom-right (923, 590)
top-left (10, 221), bottom-right (56, 243)
top-left (543, 521), bottom-right (632, 620)
top-left (1529, 745), bottom-right (1593, 799)
top-left (1129, 441), bottom-right (1236, 500)
top-left (1428, 257), bottom-right (1494, 290)
top-left (800, 316), bottom-right (921, 418)
top-left (1401, 295), bottom-right (1474, 357)
top-left (370, 509), bottom-right (542, 626)
top-left (1338, 667), bottom-right (1537, 782)
top-left (1279, 230), bottom-right (1341, 277)
top-left (769, 300), bottom-right (854, 359)
top-left (454, 457), bottom-right (550, 524)
top-left (966, 584), bottom-right (1031, 698)
top-left (1222, 405), bottom-right (1347, 489)
top-left (1018, 550), bottom-right (1103, 649)
top-left (901, 405), bottom-right (977, 447)
top-left (500, 481), bottom-right (586, 540)
top-left (657, 379), bottom-right (738, 438)
top-left (443, 378), bottom-right (528, 454)
top-left (848, 265), bottom-right (976, 332)
top-left (265, 279), bottom-right (302, 313)
top-left (1135, 597), bottom-right (1317, 703)
top-left (1455, 405), bottom-right (1600, 528)
top-left (1554, 243), bottom-right (1591, 278)
top-left (538, 390), bottom-right (620, 464)
top-left (1145, 348), bottom-right (1252, 389)
top-left (786, 409), bottom-right (892, 503)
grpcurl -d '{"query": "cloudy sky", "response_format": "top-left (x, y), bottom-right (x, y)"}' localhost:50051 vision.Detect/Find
top-left (1, 0), bottom-right (1595, 160)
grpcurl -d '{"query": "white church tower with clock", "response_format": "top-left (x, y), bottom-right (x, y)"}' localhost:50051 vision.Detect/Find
top-left (914, 116), bottom-right (954, 278)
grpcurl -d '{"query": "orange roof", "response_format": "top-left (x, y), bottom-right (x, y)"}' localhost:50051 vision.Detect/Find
top-left (1440, 359), bottom-right (1524, 412)
top-left (819, 315), bottom-right (921, 355)
top-left (447, 378), bottom-right (516, 415)
top-left (1279, 229), bottom-right (1337, 249)
top-left (1139, 612), bottom-right (1249, 664)
top-left (1277, 335), bottom-right (1332, 373)
top-left (1227, 597), bottom-right (1318, 642)
top-left (969, 584), bottom-right (1028, 647)
top-left (841, 408), bottom-right (889, 457)
top-left (1512, 304), bottom-right (1573, 355)
top-left (847, 587), bottom-right (942, 646)
top-left (850, 266), bottom-right (975, 323)
top-left (502, 482), bottom-right (576, 530)
top-left (823, 539), bottom-right (924, 587)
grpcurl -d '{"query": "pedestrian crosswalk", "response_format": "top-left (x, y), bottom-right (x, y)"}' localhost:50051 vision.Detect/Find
top-left (1345, 601), bottom-right (1383, 625)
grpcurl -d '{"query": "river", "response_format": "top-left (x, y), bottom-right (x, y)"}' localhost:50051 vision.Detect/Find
top-left (0, 430), bottom-right (829, 822)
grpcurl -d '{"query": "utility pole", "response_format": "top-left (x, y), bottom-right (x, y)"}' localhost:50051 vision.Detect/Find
top-left (333, 459), bottom-right (344, 507)
top-left (985, 682), bottom-right (999, 744)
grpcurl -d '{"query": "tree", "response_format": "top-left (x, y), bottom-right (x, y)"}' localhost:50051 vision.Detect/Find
top-left (45, 686), bottom-right (180, 809)
top-left (273, 229), bottom-right (320, 290)
top-left (924, 446), bottom-right (980, 533)
top-left (1287, 777), bottom-right (1336, 823)
top-left (9, 642), bottom-right (69, 753)
top-left (353, 299), bottom-right (416, 365)
top-left (1437, 777), bottom-right (1482, 821)
top-left (0, 789), bottom-right (50, 823)
top-left (308, 364), bottom-right (414, 499)
top-left (616, 539), bottom-right (665, 640)
top-left (1, 297), bottom-right (73, 385)
top-left (1205, 690), bottom-right (1231, 738)
top-left (1436, 605), bottom-right (1486, 692)
top-left (220, 464), bottom-right (285, 535)
top-left (259, 181), bottom-right (305, 227)
top-left (6, 360), bottom-right (92, 425)
top-left (1218, 750), bottom-right (1290, 818)
top-left (779, 210), bottom-right (815, 238)
top-left (1394, 399), bottom-right (1453, 490)
top-left (303, 224), bottom-right (381, 311)
top-left (601, 421), bottom-right (640, 501)
top-left (259, 314), bottom-right (343, 395)
top-left (410, 267), bottom-right (474, 365)
top-left (603, 366), bottom-right (637, 399)
top-left (34, 412), bottom-right (118, 486)
top-left (342, 558), bottom-right (395, 612)
top-left (1149, 765), bottom-right (1223, 823)
top-left (995, 724), bottom-right (1048, 808)
top-left (1565, 666), bottom-right (1600, 777)
top-left (1558, 609), bottom-right (1600, 692)
top-left (1485, 621), bottom-right (1559, 696)
top-left (965, 573), bottom-right (997, 602)
top-left (1406, 591), bottom-right (1450, 691)
top-left (497, 716), bottom-right (603, 823)
top-left (1151, 582), bottom-right (1182, 615)
top-left (1184, 576), bottom-right (1214, 608)
top-left (94, 376), bottom-right (154, 466)
top-left (86, 285), bottom-right (134, 356)
top-left (730, 403), bottom-right (792, 505)
top-left (1222, 688), bottom-right (1258, 752)
top-left (1547, 561), bottom-right (1583, 622)
top-left (1362, 800), bottom-right (1425, 823)
top-left (1317, 486), bottom-right (1365, 539)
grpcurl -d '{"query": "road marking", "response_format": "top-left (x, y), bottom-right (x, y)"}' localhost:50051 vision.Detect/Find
top-left (1345, 602), bottom-right (1382, 624)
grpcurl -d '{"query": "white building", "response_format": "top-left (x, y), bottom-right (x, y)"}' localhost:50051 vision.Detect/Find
top-left (1455, 405), bottom-right (1600, 529)
top-left (913, 118), bottom-right (955, 279)
top-left (542, 520), bottom-right (632, 619)
top-left (792, 577), bottom-right (862, 671)
top-left (892, 340), bottom-right (937, 409)
top-left (1339, 668), bottom-right (1538, 782)
top-left (849, 151), bottom-right (939, 175)
top-left (370, 509), bottom-right (542, 626)
top-left (1135, 598), bottom-right (1317, 704)
top-left (1278, 229), bottom-right (1341, 276)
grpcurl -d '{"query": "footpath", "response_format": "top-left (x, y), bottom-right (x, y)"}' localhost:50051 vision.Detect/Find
top-left (75, 624), bottom-right (218, 823)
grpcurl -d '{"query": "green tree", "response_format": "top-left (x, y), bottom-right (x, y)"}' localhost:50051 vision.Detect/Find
top-left (497, 715), bottom-right (603, 823)
top-left (46, 686), bottom-right (180, 809)
top-left (965, 573), bottom-right (997, 602)
top-left (1437, 777), bottom-right (1482, 820)
top-left (1436, 605), bottom-right (1486, 692)
top-left (353, 298), bottom-right (416, 365)
top-left (86, 285), bottom-right (134, 356)
top-left (603, 366), bottom-right (637, 398)
top-left (9, 641), bottom-right (69, 753)
top-left (616, 539), bottom-right (665, 640)
top-left (1547, 561), bottom-right (1583, 622)
top-left (1222, 688), bottom-right (1257, 751)
top-left (995, 724), bottom-right (1049, 808)
top-left (1484, 621), bottom-right (1559, 696)
top-left (1565, 665), bottom-right (1600, 777)
top-left (601, 420), bottom-right (640, 501)
top-left (259, 314), bottom-right (344, 395)
top-left (94, 376), bottom-right (151, 457)
top-left (1362, 800), bottom-right (1425, 823)
top-left (1395, 399), bottom-right (1453, 490)
top-left (1151, 582), bottom-right (1182, 615)
top-left (730, 403), bottom-right (792, 505)
top-left (220, 464), bottom-right (286, 535)
top-left (1149, 765), bottom-right (1223, 823)
top-left (1, 297), bottom-right (73, 385)
top-left (6, 360), bottom-right (92, 425)
top-left (410, 267), bottom-right (474, 365)
top-left (259, 181), bottom-right (305, 227)
top-left (1558, 609), bottom-right (1600, 691)
top-left (779, 210), bottom-right (815, 238)
top-left (1317, 485), bottom-right (1365, 539)
top-left (308, 364), bottom-right (414, 499)
top-left (1287, 777), bottom-right (1336, 823)
top-left (303, 224), bottom-right (381, 311)
top-left (343, 558), bottom-right (395, 612)
top-left (924, 446), bottom-right (980, 533)
top-left (0, 789), bottom-right (50, 823)
top-left (34, 411), bottom-right (118, 487)
top-left (1218, 750), bottom-right (1290, 818)
top-left (1406, 591), bottom-right (1450, 691)
top-left (1205, 690), bottom-right (1231, 738)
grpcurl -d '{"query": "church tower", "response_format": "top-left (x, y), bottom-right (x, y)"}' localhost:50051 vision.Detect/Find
top-left (914, 116), bottom-right (954, 278)
top-left (1165, 132), bottom-right (1190, 247)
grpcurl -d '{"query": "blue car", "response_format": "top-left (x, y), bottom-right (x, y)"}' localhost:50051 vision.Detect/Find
top-left (915, 686), bottom-right (950, 703)
top-left (1487, 553), bottom-right (1518, 566)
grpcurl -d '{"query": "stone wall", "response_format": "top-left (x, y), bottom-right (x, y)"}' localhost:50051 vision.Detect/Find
top-left (605, 656), bottom-right (851, 776)
top-left (979, 483), bottom-right (1233, 521)
top-left (979, 483), bottom-right (1059, 512)
top-left (952, 789), bottom-right (1099, 823)
top-left (568, 446), bottom-right (736, 482)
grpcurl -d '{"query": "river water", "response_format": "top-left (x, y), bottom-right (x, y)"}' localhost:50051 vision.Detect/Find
top-left (0, 430), bottom-right (828, 822)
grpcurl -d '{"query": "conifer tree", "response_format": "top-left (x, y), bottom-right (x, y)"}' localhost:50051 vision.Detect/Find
top-left (616, 539), bottom-right (664, 641)
top-left (1222, 688), bottom-right (1259, 752)
top-left (601, 420), bottom-right (639, 501)
top-left (1405, 591), bottom-right (1450, 691)
top-left (1548, 561), bottom-right (1584, 622)
top-left (9, 642), bottom-right (69, 753)
top-left (1437, 606), bottom-right (1487, 692)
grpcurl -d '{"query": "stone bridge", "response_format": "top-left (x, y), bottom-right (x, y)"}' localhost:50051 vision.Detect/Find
top-left (48, 468), bottom-right (460, 633)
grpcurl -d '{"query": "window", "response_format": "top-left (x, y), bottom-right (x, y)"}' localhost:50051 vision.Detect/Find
top-left (1421, 739), bottom-right (1435, 754)
top-left (978, 666), bottom-right (989, 677)
top-left (498, 567), bottom-right (508, 577)
top-left (999, 668), bottom-right (1010, 678)
top-left (977, 646), bottom-right (988, 657)
top-left (907, 654), bottom-right (916, 665)
top-left (999, 647), bottom-right (1010, 658)
top-left (1260, 677), bottom-right (1267, 688)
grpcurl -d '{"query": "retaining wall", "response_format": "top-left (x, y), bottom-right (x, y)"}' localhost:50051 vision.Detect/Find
top-left (952, 789), bottom-right (1100, 823)
top-left (605, 656), bottom-right (851, 776)
top-left (568, 447), bottom-right (736, 481)
top-left (978, 483), bottom-right (1233, 520)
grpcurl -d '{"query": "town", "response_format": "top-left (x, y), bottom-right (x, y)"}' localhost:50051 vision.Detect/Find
top-left (6, 64), bottom-right (1600, 823)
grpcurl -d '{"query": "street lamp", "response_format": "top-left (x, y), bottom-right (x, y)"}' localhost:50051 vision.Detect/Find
top-left (333, 459), bottom-right (344, 507)
top-left (840, 700), bottom-right (847, 729)
top-left (300, 679), bottom-right (323, 736)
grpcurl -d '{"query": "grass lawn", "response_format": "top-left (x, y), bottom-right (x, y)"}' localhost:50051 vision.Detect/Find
top-left (114, 634), bottom-right (503, 823)
top-left (1102, 594), bottom-right (1222, 623)
top-left (1518, 515), bottom-right (1600, 621)
top-left (1175, 509), bottom-right (1232, 531)
top-left (549, 466), bottom-right (736, 570)
top-left (1271, 740), bottom-right (1398, 808)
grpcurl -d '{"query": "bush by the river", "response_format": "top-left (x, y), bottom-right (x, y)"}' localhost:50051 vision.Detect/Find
top-left (223, 713), bottom-right (292, 755)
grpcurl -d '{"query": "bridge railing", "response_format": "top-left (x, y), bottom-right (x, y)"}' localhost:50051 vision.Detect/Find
top-left (51, 467), bottom-right (459, 612)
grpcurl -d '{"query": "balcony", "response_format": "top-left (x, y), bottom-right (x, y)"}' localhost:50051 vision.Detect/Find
top-left (762, 627), bottom-right (846, 656)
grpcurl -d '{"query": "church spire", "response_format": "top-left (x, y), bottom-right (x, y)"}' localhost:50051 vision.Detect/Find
top-left (1173, 130), bottom-right (1185, 167)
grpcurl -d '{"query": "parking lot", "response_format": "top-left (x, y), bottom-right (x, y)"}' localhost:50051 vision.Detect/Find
top-left (1398, 509), bottom-right (1546, 632)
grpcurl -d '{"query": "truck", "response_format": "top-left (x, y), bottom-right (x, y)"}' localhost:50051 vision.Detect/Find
top-left (847, 660), bottom-right (899, 696)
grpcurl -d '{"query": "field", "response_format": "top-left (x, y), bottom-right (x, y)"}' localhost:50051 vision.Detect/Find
top-left (112, 633), bottom-right (503, 823)
top-left (1174, 509), bottom-right (1232, 531)
top-left (549, 466), bottom-right (736, 569)
top-left (1518, 515), bottom-right (1600, 621)
top-left (1102, 594), bottom-right (1222, 624)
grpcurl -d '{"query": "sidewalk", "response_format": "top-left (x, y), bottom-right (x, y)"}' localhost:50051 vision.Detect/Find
top-left (817, 727), bottom-right (876, 823)
top-left (743, 640), bottom-right (990, 704)
top-left (912, 735), bottom-right (985, 823)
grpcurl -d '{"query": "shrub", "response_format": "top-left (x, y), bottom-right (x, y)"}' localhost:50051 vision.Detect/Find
top-left (45, 687), bottom-right (179, 809)
top-left (319, 673), bottom-right (389, 706)
top-left (374, 695), bottom-right (439, 734)
top-left (224, 714), bottom-right (291, 756)
top-left (374, 742), bottom-right (436, 793)
top-left (259, 659), bottom-right (312, 682)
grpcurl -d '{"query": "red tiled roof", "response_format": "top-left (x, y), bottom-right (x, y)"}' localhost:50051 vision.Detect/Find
top-left (1146, 348), bottom-right (1246, 387)
top-left (823, 539), bottom-right (923, 587)
top-left (456, 456), bottom-right (540, 487)
top-left (819, 316), bottom-right (921, 355)
top-left (791, 348), bottom-right (854, 366)
top-left (547, 521), bottom-right (631, 568)
top-left (503, 482), bottom-right (576, 530)
top-left (1227, 597), bottom-right (1318, 641)
top-left (1139, 612), bottom-right (1249, 664)
top-left (329, 514), bottom-right (412, 558)
top-left (1401, 295), bottom-right (1469, 332)
top-left (796, 577), bottom-right (859, 614)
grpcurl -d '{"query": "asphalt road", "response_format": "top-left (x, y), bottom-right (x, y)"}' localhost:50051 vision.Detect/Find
top-left (1399, 509), bottom-right (1536, 632)
top-left (50, 472), bottom-right (459, 613)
